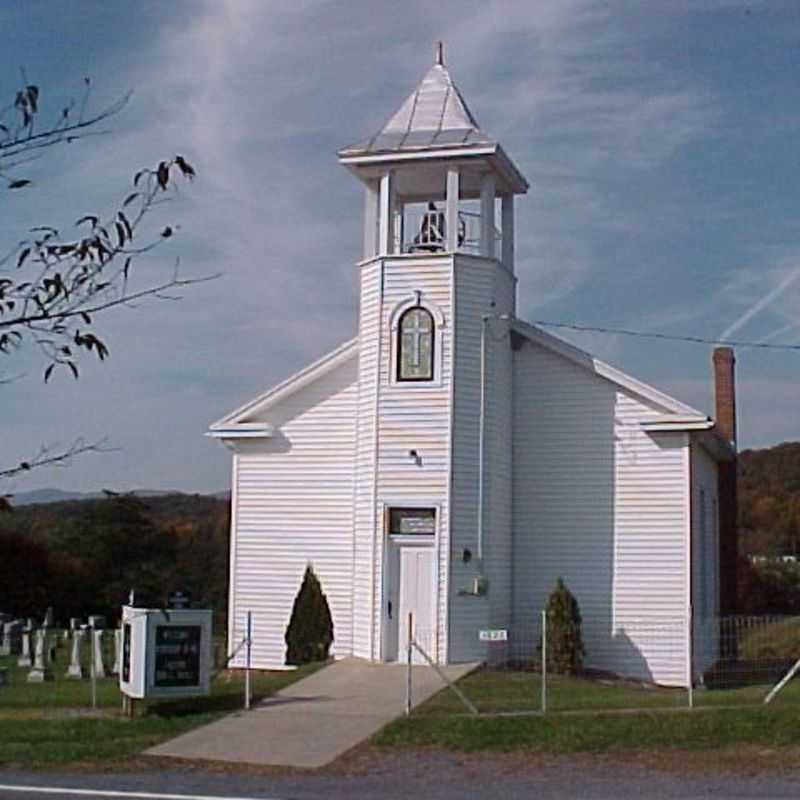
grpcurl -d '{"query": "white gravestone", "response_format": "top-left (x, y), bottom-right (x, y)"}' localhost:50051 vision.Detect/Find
top-left (66, 628), bottom-right (85, 679)
top-left (92, 629), bottom-right (106, 679)
top-left (17, 624), bottom-right (32, 668)
top-left (112, 628), bottom-right (122, 676)
top-left (0, 620), bottom-right (22, 656)
top-left (27, 629), bottom-right (53, 682)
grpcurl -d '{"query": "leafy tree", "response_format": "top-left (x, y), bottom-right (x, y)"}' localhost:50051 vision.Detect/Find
top-left (285, 565), bottom-right (334, 666)
top-left (0, 74), bottom-right (209, 483)
top-left (541, 577), bottom-right (585, 675)
top-left (0, 492), bottom-right (230, 623)
top-left (0, 530), bottom-right (50, 617)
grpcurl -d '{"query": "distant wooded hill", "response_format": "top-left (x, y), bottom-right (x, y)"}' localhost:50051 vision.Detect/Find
top-left (1, 441), bottom-right (799, 623)
top-left (739, 442), bottom-right (800, 558)
top-left (0, 492), bottom-right (230, 626)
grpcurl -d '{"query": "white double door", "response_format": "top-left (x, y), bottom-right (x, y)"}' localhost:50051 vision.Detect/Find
top-left (385, 542), bottom-right (436, 664)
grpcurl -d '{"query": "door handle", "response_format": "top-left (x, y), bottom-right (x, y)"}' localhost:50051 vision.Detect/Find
top-left (387, 600), bottom-right (393, 620)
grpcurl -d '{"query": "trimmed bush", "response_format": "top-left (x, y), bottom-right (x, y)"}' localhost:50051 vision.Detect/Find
top-left (285, 565), bottom-right (334, 666)
top-left (542, 577), bottom-right (585, 675)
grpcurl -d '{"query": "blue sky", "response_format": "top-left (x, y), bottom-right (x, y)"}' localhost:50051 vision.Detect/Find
top-left (3, 0), bottom-right (800, 494)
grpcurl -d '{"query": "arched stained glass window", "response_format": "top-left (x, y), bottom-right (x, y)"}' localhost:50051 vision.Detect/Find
top-left (397, 306), bottom-right (434, 381)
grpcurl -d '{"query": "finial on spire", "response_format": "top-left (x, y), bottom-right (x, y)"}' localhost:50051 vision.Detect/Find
top-left (435, 41), bottom-right (444, 66)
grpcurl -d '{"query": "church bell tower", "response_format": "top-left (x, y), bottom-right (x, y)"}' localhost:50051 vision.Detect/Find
top-left (338, 44), bottom-right (528, 665)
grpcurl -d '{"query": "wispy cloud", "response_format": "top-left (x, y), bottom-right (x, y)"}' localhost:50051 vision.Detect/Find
top-left (719, 266), bottom-right (800, 342)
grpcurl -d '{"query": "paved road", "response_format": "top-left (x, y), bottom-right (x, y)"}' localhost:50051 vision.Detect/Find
top-left (2, 753), bottom-right (800, 800)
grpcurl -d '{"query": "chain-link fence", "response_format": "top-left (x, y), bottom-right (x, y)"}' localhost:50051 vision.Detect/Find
top-left (407, 614), bottom-right (800, 715)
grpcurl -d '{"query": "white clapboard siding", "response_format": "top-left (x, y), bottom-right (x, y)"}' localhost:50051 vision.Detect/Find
top-left (372, 255), bottom-right (454, 662)
top-left (353, 259), bottom-right (382, 659)
top-left (228, 356), bottom-right (358, 669)
top-left (512, 338), bottom-right (691, 686)
top-left (691, 443), bottom-right (720, 677)
top-left (449, 255), bottom-right (516, 662)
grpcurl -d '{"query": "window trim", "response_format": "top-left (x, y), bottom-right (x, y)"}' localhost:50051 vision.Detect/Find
top-left (388, 292), bottom-right (446, 389)
top-left (396, 306), bottom-right (435, 383)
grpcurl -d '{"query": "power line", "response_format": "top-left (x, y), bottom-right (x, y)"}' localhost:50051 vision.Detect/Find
top-left (530, 319), bottom-right (800, 352)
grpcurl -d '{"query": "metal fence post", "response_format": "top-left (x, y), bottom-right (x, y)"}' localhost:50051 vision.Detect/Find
top-left (541, 609), bottom-right (547, 714)
top-left (686, 606), bottom-right (694, 710)
top-left (245, 611), bottom-right (252, 711)
top-left (405, 612), bottom-right (413, 716)
top-left (89, 630), bottom-right (97, 710)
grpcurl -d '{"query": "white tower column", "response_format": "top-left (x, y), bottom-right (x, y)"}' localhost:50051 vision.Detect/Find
top-left (480, 173), bottom-right (496, 258)
top-left (446, 167), bottom-right (460, 251)
top-left (363, 181), bottom-right (379, 259)
top-left (378, 170), bottom-right (396, 256)
top-left (501, 193), bottom-right (515, 272)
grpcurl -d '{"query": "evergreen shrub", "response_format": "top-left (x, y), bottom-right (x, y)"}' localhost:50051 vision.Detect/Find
top-left (285, 565), bottom-right (334, 666)
top-left (542, 577), bottom-right (585, 674)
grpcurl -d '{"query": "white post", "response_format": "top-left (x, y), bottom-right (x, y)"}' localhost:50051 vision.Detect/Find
top-left (394, 201), bottom-right (405, 255)
top-left (363, 181), bottom-right (379, 259)
top-left (245, 611), bottom-right (252, 711)
top-left (405, 612), bottom-right (413, 716)
top-left (479, 173), bottom-right (496, 257)
top-left (501, 194), bottom-right (515, 273)
top-left (378, 170), bottom-right (395, 256)
top-left (446, 167), bottom-right (460, 252)
top-left (541, 610), bottom-right (547, 714)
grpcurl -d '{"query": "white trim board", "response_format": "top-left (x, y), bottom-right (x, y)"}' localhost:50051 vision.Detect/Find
top-left (209, 337), bottom-right (358, 430)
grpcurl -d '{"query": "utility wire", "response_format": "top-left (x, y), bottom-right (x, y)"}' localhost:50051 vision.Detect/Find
top-left (530, 319), bottom-right (800, 351)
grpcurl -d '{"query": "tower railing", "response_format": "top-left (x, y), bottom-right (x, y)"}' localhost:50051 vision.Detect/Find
top-left (400, 206), bottom-right (500, 259)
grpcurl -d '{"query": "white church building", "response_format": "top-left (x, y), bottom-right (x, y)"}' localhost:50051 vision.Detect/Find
top-left (210, 49), bottom-right (735, 687)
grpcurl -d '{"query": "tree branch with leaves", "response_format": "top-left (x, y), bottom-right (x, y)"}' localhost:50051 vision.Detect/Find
top-left (1, 75), bottom-right (212, 490)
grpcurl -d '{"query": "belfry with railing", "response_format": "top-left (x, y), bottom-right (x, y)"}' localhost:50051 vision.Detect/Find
top-left (338, 42), bottom-right (527, 270)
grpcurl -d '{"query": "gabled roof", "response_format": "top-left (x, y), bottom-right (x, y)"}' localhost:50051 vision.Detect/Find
top-left (208, 318), bottom-right (729, 457)
top-left (208, 338), bottom-right (358, 436)
top-left (339, 59), bottom-right (494, 158)
top-left (510, 319), bottom-right (707, 418)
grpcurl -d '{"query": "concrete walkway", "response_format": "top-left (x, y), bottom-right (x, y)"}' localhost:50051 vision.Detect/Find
top-left (146, 658), bottom-right (476, 769)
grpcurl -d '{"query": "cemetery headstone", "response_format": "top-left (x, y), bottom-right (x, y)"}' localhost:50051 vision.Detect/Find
top-left (0, 620), bottom-right (22, 656)
top-left (27, 629), bottom-right (54, 682)
top-left (66, 628), bottom-right (85, 679)
top-left (17, 623), bottom-right (32, 668)
top-left (88, 615), bottom-right (106, 630)
top-left (92, 629), bottom-right (106, 679)
top-left (112, 628), bottom-right (122, 676)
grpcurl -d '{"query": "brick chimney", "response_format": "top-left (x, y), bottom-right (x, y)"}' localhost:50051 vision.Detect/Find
top-left (713, 346), bottom-right (738, 615)
top-left (713, 347), bottom-right (737, 446)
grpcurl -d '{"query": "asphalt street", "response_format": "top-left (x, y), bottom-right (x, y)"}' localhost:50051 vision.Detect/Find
top-left (2, 753), bottom-right (800, 800)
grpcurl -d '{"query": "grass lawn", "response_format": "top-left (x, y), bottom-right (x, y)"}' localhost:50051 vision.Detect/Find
top-left (375, 667), bottom-right (800, 755)
top-left (376, 704), bottom-right (800, 754)
top-left (0, 637), bottom-right (319, 768)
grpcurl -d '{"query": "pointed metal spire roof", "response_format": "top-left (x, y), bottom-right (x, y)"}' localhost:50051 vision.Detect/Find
top-left (339, 43), bottom-right (496, 157)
